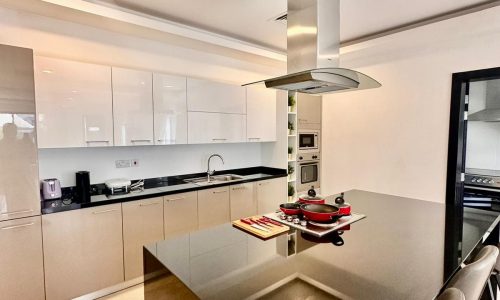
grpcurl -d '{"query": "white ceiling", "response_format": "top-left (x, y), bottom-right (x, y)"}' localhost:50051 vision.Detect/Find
top-left (98, 0), bottom-right (491, 52)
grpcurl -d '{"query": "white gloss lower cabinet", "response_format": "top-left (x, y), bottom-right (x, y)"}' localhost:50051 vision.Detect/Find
top-left (230, 183), bottom-right (257, 220)
top-left (112, 67), bottom-right (154, 146)
top-left (198, 186), bottom-right (230, 229)
top-left (188, 112), bottom-right (246, 144)
top-left (0, 216), bottom-right (45, 300)
top-left (246, 87), bottom-right (277, 142)
top-left (153, 73), bottom-right (188, 145)
top-left (122, 198), bottom-right (164, 281)
top-left (42, 204), bottom-right (124, 300)
top-left (257, 178), bottom-right (287, 214)
top-left (164, 192), bottom-right (198, 238)
top-left (35, 56), bottom-right (113, 148)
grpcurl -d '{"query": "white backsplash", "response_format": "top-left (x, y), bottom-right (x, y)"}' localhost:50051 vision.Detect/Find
top-left (38, 143), bottom-right (263, 187)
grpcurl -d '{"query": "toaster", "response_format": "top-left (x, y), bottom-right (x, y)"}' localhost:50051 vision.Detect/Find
top-left (42, 178), bottom-right (62, 200)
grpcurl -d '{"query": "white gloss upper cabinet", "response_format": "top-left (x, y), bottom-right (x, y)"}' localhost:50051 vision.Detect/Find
top-left (187, 78), bottom-right (246, 114)
top-left (112, 67), bottom-right (154, 146)
top-left (246, 87), bottom-right (277, 142)
top-left (35, 57), bottom-right (113, 148)
top-left (153, 73), bottom-right (187, 145)
top-left (188, 112), bottom-right (246, 144)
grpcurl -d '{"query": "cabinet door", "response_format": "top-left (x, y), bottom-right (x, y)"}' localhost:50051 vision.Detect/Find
top-left (187, 78), bottom-right (246, 114)
top-left (153, 73), bottom-right (187, 145)
top-left (164, 192), bottom-right (198, 238)
top-left (0, 216), bottom-right (44, 300)
top-left (35, 56), bottom-right (113, 148)
top-left (198, 186), bottom-right (230, 229)
top-left (0, 115), bottom-right (40, 221)
top-left (246, 87), bottom-right (277, 142)
top-left (112, 67), bottom-right (154, 146)
top-left (122, 198), bottom-right (164, 281)
top-left (297, 93), bottom-right (321, 129)
top-left (230, 183), bottom-right (257, 220)
top-left (188, 112), bottom-right (246, 144)
top-left (257, 178), bottom-right (287, 214)
top-left (42, 204), bottom-right (124, 300)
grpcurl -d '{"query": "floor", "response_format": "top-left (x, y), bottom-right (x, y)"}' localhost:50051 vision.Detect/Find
top-left (98, 278), bottom-right (340, 300)
top-left (98, 284), bottom-right (144, 300)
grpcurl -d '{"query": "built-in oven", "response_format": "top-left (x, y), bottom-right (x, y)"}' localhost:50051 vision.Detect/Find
top-left (464, 169), bottom-right (500, 211)
top-left (297, 152), bottom-right (320, 192)
top-left (298, 130), bottom-right (319, 152)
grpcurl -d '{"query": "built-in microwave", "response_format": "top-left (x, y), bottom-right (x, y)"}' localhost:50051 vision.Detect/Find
top-left (298, 130), bottom-right (320, 152)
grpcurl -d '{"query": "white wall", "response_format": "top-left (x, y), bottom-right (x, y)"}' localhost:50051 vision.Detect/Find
top-left (0, 5), bottom-right (286, 186)
top-left (38, 143), bottom-right (262, 186)
top-left (321, 6), bottom-right (500, 202)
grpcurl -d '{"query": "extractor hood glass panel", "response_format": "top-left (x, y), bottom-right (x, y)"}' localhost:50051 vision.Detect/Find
top-left (244, 68), bottom-right (381, 95)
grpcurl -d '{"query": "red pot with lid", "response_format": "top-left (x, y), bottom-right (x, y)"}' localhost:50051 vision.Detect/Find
top-left (335, 193), bottom-right (351, 216)
top-left (298, 186), bottom-right (325, 204)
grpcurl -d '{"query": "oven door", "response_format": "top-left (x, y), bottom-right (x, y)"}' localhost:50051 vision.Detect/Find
top-left (298, 162), bottom-right (320, 192)
top-left (299, 133), bottom-right (318, 151)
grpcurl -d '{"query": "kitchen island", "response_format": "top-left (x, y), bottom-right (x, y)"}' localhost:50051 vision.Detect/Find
top-left (143, 190), bottom-right (500, 299)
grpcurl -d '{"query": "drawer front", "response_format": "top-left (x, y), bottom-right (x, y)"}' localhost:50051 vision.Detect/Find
top-left (230, 183), bottom-right (257, 220)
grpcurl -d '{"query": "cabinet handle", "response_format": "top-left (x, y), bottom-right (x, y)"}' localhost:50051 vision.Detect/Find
top-left (139, 202), bottom-right (160, 207)
top-left (131, 139), bottom-right (152, 143)
top-left (232, 187), bottom-right (246, 190)
top-left (212, 138), bottom-right (227, 142)
top-left (92, 208), bottom-right (118, 215)
top-left (86, 140), bottom-right (110, 144)
top-left (1, 222), bottom-right (35, 230)
top-left (258, 182), bottom-right (270, 186)
top-left (165, 197), bottom-right (186, 202)
top-left (213, 190), bottom-right (228, 194)
top-left (1, 209), bottom-right (34, 216)
top-left (157, 139), bottom-right (176, 142)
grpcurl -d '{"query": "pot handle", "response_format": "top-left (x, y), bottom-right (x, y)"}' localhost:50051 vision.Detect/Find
top-left (330, 234), bottom-right (344, 246)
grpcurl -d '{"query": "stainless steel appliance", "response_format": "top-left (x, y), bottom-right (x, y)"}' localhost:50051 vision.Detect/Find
top-left (298, 130), bottom-right (319, 152)
top-left (0, 44), bottom-right (40, 222)
top-left (464, 168), bottom-right (500, 210)
top-left (297, 152), bottom-right (320, 192)
top-left (244, 0), bottom-right (380, 94)
top-left (42, 179), bottom-right (61, 200)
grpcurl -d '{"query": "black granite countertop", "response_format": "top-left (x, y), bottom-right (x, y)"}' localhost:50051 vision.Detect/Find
top-left (41, 166), bottom-right (286, 215)
top-left (143, 190), bottom-right (500, 300)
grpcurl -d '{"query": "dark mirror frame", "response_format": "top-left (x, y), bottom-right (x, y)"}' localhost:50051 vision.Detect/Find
top-left (444, 66), bottom-right (500, 278)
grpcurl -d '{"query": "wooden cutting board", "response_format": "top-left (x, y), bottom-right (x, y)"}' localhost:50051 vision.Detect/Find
top-left (232, 216), bottom-right (290, 240)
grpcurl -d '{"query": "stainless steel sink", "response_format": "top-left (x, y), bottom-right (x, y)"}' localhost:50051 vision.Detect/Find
top-left (185, 174), bottom-right (244, 186)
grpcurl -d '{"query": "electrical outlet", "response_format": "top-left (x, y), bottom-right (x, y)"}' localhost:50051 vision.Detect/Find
top-left (131, 159), bottom-right (139, 167)
top-left (115, 159), bottom-right (131, 168)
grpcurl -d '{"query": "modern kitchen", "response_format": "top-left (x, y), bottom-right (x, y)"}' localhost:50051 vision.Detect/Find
top-left (2, 1), bottom-right (500, 300)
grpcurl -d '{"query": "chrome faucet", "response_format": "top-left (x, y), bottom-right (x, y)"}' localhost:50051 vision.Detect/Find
top-left (207, 154), bottom-right (224, 182)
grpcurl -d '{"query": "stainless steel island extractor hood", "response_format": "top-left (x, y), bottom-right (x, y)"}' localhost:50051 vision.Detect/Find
top-left (244, 0), bottom-right (381, 94)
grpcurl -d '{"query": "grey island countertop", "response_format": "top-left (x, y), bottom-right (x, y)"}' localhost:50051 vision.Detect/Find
top-left (143, 190), bottom-right (500, 300)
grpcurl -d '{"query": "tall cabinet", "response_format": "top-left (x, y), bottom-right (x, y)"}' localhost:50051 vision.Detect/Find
top-left (0, 45), bottom-right (44, 299)
top-left (35, 57), bottom-right (113, 148)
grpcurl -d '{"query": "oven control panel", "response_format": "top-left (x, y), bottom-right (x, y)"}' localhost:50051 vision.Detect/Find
top-left (465, 174), bottom-right (500, 188)
top-left (297, 153), bottom-right (320, 162)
